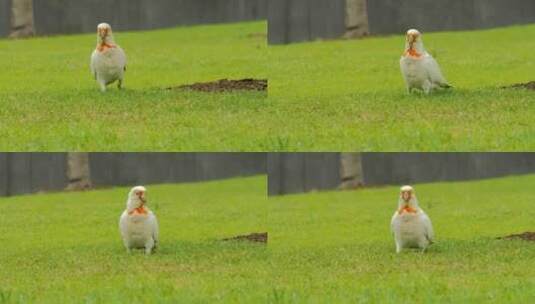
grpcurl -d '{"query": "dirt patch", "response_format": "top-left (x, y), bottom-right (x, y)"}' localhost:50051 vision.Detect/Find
top-left (168, 79), bottom-right (267, 93)
top-left (502, 81), bottom-right (535, 90)
top-left (498, 232), bottom-right (535, 241)
top-left (221, 232), bottom-right (268, 244)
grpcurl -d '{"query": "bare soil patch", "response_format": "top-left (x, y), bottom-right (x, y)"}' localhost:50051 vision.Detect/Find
top-left (221, 232), bottom-right (268, 244)
top-left (501, 81), bottom-right (535, 90)
top-left (498, 231), bottom-right (535, 241)
top-left (168, 79), bottom-right (267, 92)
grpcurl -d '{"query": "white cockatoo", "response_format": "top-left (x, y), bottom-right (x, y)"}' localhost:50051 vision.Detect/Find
top-left (90, 23), bottom-right (127, 92)
top-left (400, 29), bottom-right (451, 94)
top-left (391, 185), bottom-right (434, 253)
top-left (119, 186), bottom-right (159, 254)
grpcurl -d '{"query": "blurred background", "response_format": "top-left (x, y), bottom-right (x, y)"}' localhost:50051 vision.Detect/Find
top-left (268, 0), bottom-right (535, 44)
top-left (0, 0), bottom-right (267, 38)
top-left (0, 153), bottom-right (266, 197)
top-left (268, 153), bottom-right (535, 195)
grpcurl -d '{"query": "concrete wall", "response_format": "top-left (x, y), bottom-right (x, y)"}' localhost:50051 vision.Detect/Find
top-left (268, 153), bottom-right (341, 195)
top-left (0, 153), bottom-right (266, 197)
top-left (367, 0), bottom-right (535, 35)
top-left (268, 153), bottom-right (535, 195)
top-left (268, 0), bottom-right (535, 44)
top-left (0, 0), bottom-right (10, 37)
top-left (1, 0), bottom-right (266, 37)
top-left (268, 0), bottom-right (346, 44)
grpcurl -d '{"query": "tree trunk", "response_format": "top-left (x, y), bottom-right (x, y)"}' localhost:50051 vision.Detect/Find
top-left (65, 153), bottom-right (92, 191)
top-left (344, 0), bottom-right (369, 39)
top-left (9, 0), bottom-right (34, 38)
top-left (339, 153), bottom-right (364, 190)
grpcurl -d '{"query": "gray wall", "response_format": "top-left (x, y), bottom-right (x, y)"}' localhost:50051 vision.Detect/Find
top-left (268, 0), bottom-right (346, 44)
top-left (268, 153), bottom-right (535, 195)
top-left (0, 153), bottom-right (266, 197)
top-left (0, 0), bottom-right (10, 37)
top-left (33, 0), bottom-right (266, 36)
top-left (268, 153), bottom-right (341, 195)
top-left (89, 153), bottom-right (266, 187)
top-left (0, 153), bottom-right (69, 197)
top-left (1, 0), bottom-right (266, 37)
top-left (361, 153), bottom-right (535, 185)
top-left (367, 0), bottom-right (535, 35)
top-left (268, 0), bottom-right (535, 44)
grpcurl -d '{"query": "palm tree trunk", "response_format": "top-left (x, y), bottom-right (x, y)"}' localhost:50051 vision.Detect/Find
top-left (9, 0), bottom-right (34, 38)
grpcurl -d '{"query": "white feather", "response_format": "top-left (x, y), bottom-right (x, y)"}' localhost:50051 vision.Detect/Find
top-left (119, 186), bottom-right (159, 254)
top-left (400, 29), bottom-right (450, 94)
top-left (90, 23), bottom-right (126, 92)
top-left (391, 186), bottom-right (434, 253)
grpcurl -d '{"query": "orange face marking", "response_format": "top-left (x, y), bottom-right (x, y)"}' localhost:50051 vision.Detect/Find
top-left (404, 48), bottom-right (422, 58)
top-left (398, 205), bottom-right (417, 215)
top-left (96, 43), bottom-right (116, 52)
top-left (128, 206), bottom-right (148, 215)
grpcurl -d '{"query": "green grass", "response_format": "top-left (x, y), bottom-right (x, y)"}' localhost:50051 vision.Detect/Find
top-left (266, 174), bottom-right (535, 303)
top-left (0, 176), bottom-right (270, 303)
top-left (0, 21), bottom-right (267, 151)
top-left (3, 23), bottom-right (535, 151)
top-left (267, 24), bottom-right (535, 151)
top-left (2, 174), bottom-right (534, 302)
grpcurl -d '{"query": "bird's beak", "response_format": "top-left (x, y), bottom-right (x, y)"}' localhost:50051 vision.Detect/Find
top-left (401, 191), bottom-right (411, 203)
top-left (137, 191), bottom-right (146, 204)
top-left (407, 34), bottom-right (416, 48)
top-left (98, 28), bottom-right (108, 38)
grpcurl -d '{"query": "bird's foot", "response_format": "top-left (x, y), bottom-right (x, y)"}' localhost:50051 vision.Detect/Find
top-left (423, 83), bottom-right (432, 94)
top-left (99, 82), bottom-right (107, 92)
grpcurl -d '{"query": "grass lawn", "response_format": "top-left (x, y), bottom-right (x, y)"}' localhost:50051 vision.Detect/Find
top-left (1, 173), bottom-right (534, 302)
top-left (0, 176), bottom-right (270, 303)
top-left (267, 174), bottom-right (535, 303)
top-left (0, 21), bottom-right (267, 151)
top-left (3, 23), bottom-right (535, 151)
top-left (267, 24), bottom-right (535, 151)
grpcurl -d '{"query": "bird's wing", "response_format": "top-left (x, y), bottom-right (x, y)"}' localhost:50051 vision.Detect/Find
top-left (116, 46), bottom-right (127, 70)
top-left (390, 212), bottom-right (399, 234)
top-left (399, 57), bottom-right (409, 81)
top-left (119, 211), bottom-right (128, 238)
top-left (150, 213), bottom-right (159, 247)
top-left (420, 211), bottom-right (434, 243)
top-left (423, 54), bottom-right (450, 87)
top-left (90, 51), bottom-right (98, 79)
